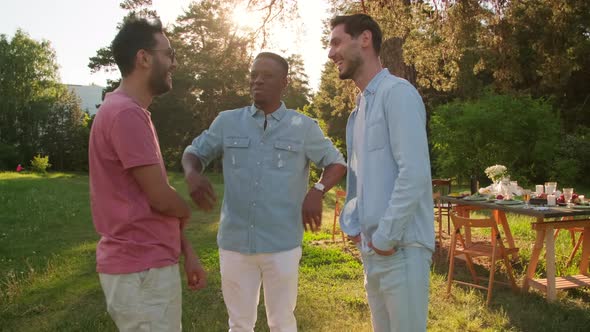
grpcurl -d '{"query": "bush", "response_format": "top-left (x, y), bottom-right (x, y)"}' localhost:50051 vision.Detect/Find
top-left (430, 92), bottom-right (560, 184)
top-left (30, 154), bottom-right (51, 173)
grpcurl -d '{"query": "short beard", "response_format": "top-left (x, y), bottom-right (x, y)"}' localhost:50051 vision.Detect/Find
top-left (148, 58), bottom-right (171, 96)
top-left (339, 55), bottom-right (362, 80)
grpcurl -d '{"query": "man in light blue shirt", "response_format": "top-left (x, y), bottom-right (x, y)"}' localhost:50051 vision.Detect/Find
top-left (182, 52), bottom-right (346, 332)
top-left (329, 14), bottom-right (435, 332)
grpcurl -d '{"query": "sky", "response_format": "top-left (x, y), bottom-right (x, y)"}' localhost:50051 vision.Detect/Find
top-left (0, 0), bottom-right (331, 91)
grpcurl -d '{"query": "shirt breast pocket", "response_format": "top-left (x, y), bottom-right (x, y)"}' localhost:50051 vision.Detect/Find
top-left (273, 139), bottom-right (302, 170)
top-left (224, 137), bottom-right (250, 168)
top-left (367, 121), bottom-right (386, 151)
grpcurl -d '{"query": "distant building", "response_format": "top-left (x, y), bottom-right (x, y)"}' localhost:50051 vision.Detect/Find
top-left (67, 84), bottom-right (104, 115)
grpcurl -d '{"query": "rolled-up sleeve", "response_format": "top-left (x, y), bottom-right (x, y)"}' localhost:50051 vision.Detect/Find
top-left (340, 196), bottom-right (361, 236)
top-left (184, 114), bottom-right (224, 171)
top-left (371, 84), bottom-right (431, 251)
top-left (303, 120), bottom-right (346, 169)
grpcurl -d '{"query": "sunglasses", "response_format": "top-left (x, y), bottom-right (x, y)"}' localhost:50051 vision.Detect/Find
top-left (146, 47), bottom-right (176, 62)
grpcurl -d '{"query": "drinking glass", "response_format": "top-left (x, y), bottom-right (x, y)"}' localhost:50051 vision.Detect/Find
top-left (522, 189), bottom-right (531, 208)
top-left (563, 188), bottom-right (574, 208)
top-left (545, 182), bottom-right (557, 195)
top-left (547, 194), bottom-right (557, 206)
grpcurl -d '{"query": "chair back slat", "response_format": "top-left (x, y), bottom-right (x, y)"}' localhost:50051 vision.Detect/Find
top-left (432, 178), bottom-right (452, 197)
top-left (451, 213), bottom-right (496, 230)
top-left (332, 190), bottom-right (347, 245)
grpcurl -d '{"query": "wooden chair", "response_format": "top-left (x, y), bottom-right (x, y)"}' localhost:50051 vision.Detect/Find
top-left (332, 190), bottom-right (347, 245)
top-left (554, 217), bottom-right (584, 267)
top-left (566, 228), bottom-right (584, 267)
top-left (446, 212), bottom-right (519, 306)
top-left (432, 179), bottom-right (452, 245)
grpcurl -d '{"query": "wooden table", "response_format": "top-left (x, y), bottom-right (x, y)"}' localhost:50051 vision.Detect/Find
top-left (442, 196), bottom-right (590, 301)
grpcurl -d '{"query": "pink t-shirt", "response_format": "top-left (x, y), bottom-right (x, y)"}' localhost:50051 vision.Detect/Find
top-left (89, 90), bottom-right (180, 274)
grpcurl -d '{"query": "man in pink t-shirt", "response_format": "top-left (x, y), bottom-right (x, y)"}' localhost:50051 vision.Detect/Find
top-left (89, 17), bottom-right (206, 331)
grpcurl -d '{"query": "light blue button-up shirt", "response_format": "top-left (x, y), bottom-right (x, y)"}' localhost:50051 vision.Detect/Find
top-left (185, 102), bottom-right (345, 254)
top-left (340, 69), bottom-right (435, 252)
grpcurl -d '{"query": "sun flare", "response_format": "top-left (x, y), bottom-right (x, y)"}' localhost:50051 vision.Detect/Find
top-left (230, 4), bottom-right (260, 31)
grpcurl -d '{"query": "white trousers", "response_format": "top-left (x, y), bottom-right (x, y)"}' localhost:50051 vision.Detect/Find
top-left (219, 246), bottom-right (302, 332)
top-left (362, 246), bottom-right (432, 332)
top-left (99, 264), bottom-right (182, 332)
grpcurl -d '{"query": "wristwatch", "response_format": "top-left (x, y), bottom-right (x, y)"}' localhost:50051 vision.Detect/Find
top-left (313, 182), bottom-right (326, 194)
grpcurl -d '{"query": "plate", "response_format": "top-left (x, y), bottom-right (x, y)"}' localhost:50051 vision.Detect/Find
top-left (464, 196), bottom-right (487, 201)
top-left (573, 205), bottom-right (590, 209)
top-left (495, 200), bottom-right (524, 205)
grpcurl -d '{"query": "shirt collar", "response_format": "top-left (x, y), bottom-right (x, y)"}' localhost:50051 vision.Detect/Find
top-left (355, 68), bottom-right (390, 109)
top-left (249, 101), bottom-right (288, 121)
top-left (363, 68), bottom-right (390, 96)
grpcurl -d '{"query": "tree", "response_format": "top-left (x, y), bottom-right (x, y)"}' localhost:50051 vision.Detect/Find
top-left (283, 54), bottom-right (311, 110)
top-left (0, 30), bottom-right (59, 166)
top-left (495, 0), bottom-right (590, 129)
top-left (88, 0), bottom-right (313, 170)
top-left (0, 30), bottom-right (89, 170)
top-left (43, 88), bottom-right (90, 171)
top-left (225, 0), bottom-right (300, 48)
top-left (311, 61), bottom-right (357, 155)
top-left (153, 0), bottom-right (254, 169)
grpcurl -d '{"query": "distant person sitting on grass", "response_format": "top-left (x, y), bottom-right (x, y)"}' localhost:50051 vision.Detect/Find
top-left (88, 17), bottom-right (206, 331)
top-left (16, 164), bottom-right (24, 172)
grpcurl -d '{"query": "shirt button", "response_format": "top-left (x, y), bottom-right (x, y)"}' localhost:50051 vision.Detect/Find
top-left (250, 225), bottom-right (254, 228)
top-left (257, 162), bottom-right (261, 165)
top-left (260, 142), bottom-right (264, 145)
top-left (255, 181), bottom-right (259, 186)
top-left (233, 141), bottom-right (237, 145)
top-left (252, 202), bottom-right (256, 207)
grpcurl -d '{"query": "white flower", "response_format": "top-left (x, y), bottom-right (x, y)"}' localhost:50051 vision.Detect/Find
top-left (484, 164), bottom-right (508, 182)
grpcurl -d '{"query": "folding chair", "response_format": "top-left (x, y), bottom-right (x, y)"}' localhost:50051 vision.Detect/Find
top-left (446, 212), bottom-right (519, 306)
top-left (432, 179), bottom-right (452, 246)
top-left (554, 217), bottom-right (584, 267)
top-left (332, 190), bottom-right (347, 246)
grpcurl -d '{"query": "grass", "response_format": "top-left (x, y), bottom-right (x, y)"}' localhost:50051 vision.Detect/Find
top-left (1, 172), bottom-right (590, 331)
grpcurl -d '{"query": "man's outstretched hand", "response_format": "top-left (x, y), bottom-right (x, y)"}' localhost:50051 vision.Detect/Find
top-left (185, 171), bottom-right (216, 211)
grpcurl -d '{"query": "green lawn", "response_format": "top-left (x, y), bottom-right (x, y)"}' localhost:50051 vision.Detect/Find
top-left (1, 172), bottom-right (590, 331)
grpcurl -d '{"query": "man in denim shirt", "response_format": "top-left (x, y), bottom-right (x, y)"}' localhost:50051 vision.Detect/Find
top-left (182, 52), bottom-right (346, 332)
top-left (329, 14), bottom-right (435, 332)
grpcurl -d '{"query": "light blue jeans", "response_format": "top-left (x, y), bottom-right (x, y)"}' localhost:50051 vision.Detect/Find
top-left (360, 246), bottom-right (432, 332)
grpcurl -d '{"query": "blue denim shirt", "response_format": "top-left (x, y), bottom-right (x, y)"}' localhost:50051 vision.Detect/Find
top-left (340, 69), bottom-right (435, 252)
top-left (185, 103), bottom-right (345, 254)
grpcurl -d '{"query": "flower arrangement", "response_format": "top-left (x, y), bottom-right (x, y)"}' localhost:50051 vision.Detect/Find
top-left (484, 164), bottom-right (508, 182)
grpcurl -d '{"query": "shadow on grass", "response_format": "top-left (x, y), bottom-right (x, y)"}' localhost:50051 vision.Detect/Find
top-left (432, 242), bottom-right (590, 332)
top-left (1, 172), bottom-right (226, 331)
